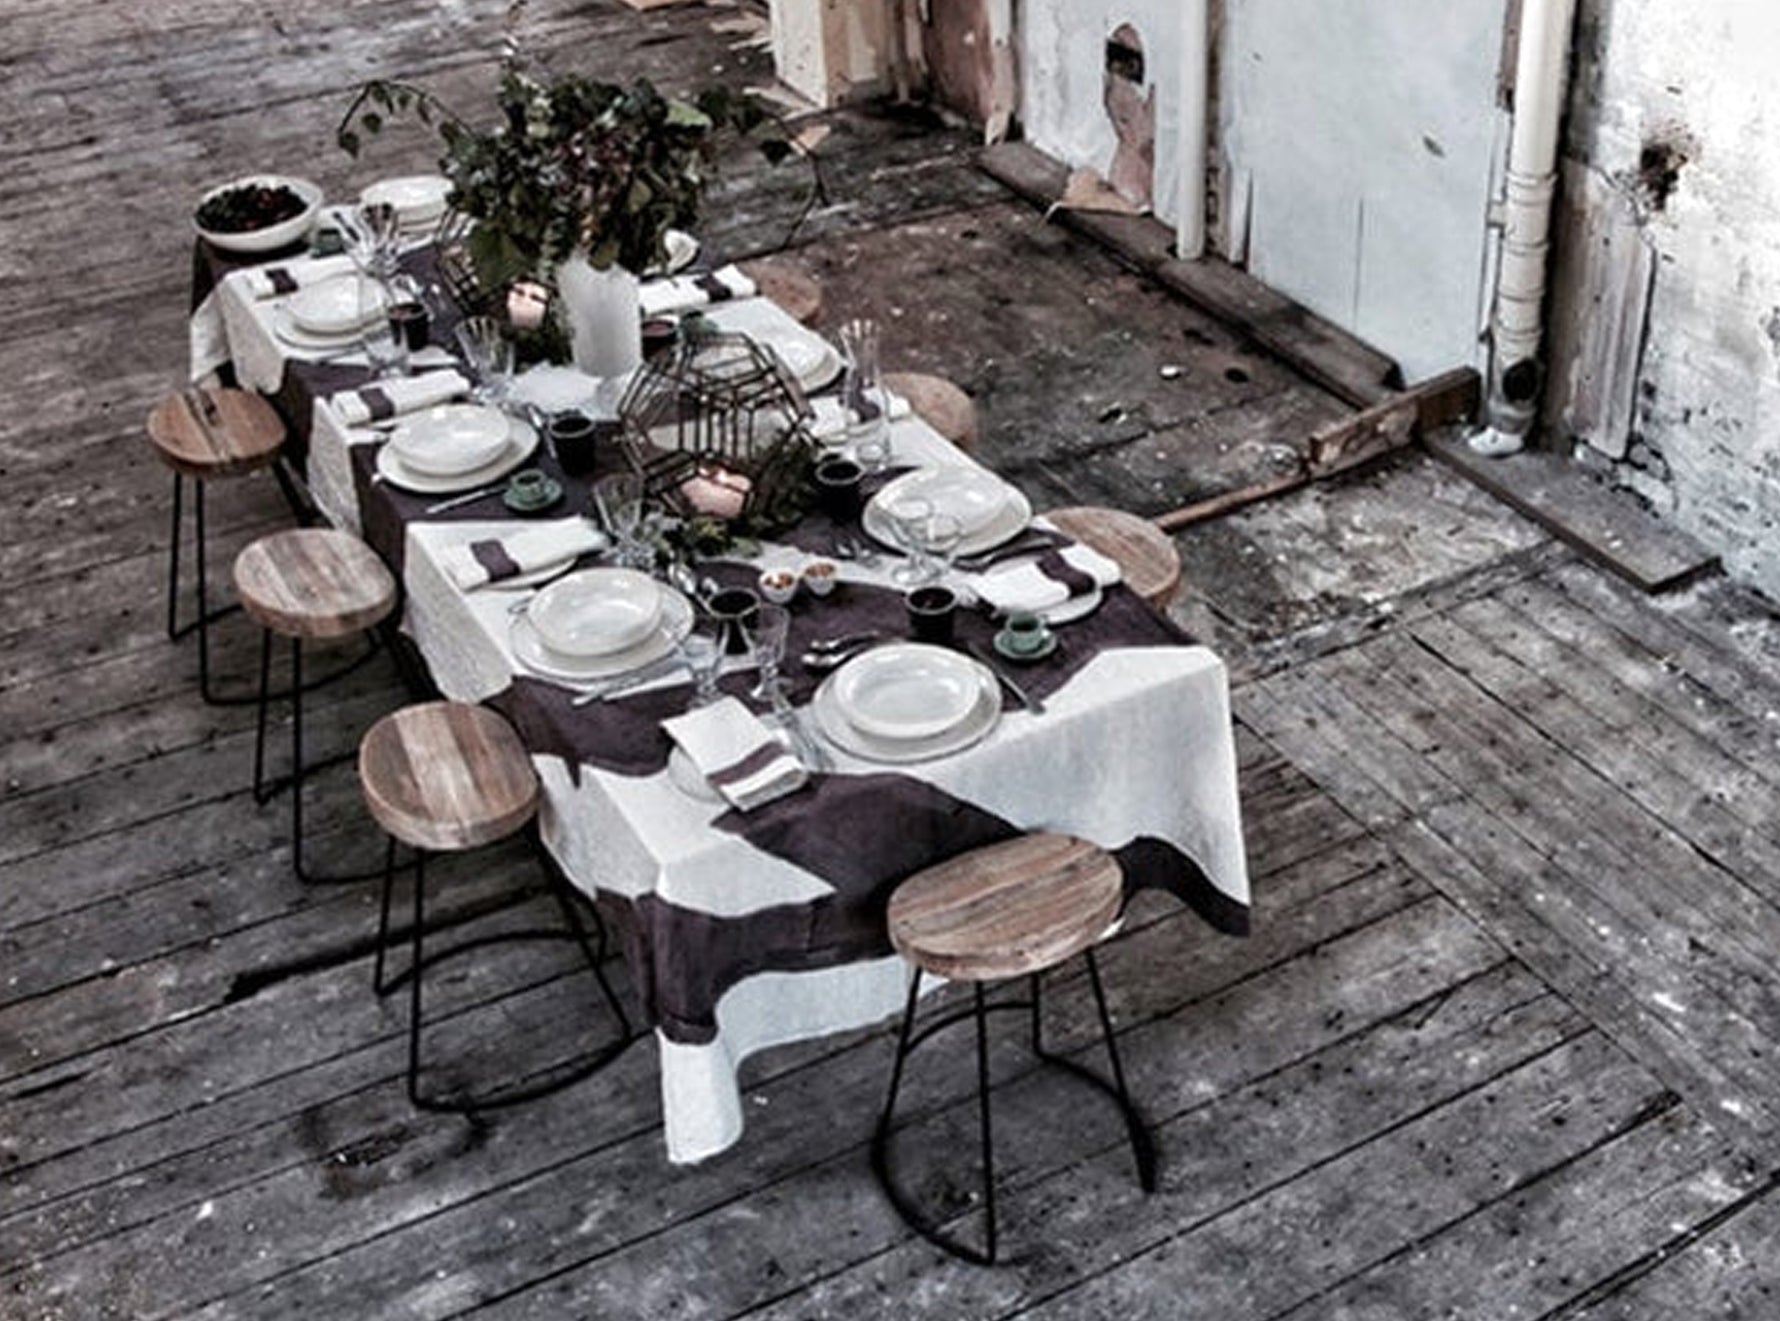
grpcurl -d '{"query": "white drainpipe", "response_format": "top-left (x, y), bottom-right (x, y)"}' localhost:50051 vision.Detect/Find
top-left (1471, 0), bottom-right (1581, 456)
top-left (1177, 0), bottom-right (1210, 260)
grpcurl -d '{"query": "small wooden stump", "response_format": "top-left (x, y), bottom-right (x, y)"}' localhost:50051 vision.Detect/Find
top-left (883, 371), bottom-right (979, 453)
top-left (740, 257), bottom-right (823, 326)
top-left (888, 833), bottom-right (1123, 983)
top-left (233, 528), bottom-right (397, 641)
top-left (146, 387), bottom-right (285, 478)
top-left (359, 702), bottom-right (539, 854)
top-left (1046, 505), bottom-right (1183, 609)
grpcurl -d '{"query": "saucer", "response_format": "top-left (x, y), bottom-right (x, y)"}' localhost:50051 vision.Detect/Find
top-left (504, 475), bottom-right (564, 515)
top-left (993, 630), bottom-right (1057, 663)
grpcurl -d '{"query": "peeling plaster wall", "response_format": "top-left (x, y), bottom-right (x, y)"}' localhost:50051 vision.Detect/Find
top-left (1020, 0), bottom-right (1184, 226)
top-left (1552, 0), bottom-right (1780, 594)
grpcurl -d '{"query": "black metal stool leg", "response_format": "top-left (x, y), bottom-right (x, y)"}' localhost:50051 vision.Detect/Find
top-left (1084, 947), bottom-right (1156, 1192)
top-left (251, 628), bottom-right (274, 803)
top-left (407, 849), bottom-right (428, 1109)
top-left (971, 982), bottom-right (999, 1264)
top-left (165, 472), bottom-right (183, 642)
top-left (373, 835), bottom-right (398, 993)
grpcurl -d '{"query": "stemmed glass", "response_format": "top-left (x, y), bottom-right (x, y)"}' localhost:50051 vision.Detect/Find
top-left (839, 318), bottom-right (891, 473)
top-left (356, 271), bottom-right (408, 378)
top-left (676, 621), bottom-right (725, 710)
top-left (593, 473), bottom-right (651, 570)
top-left (743, 604), bottom-right (792, 704)
top-left (454, 315), bottom-right (516, 407)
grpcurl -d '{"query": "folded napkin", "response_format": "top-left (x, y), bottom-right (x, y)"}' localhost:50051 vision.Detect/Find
top-left (806, 391), bottom-right (912, 441)
top-left (974, 543), bottom-right (1123, 614)
top-left (639, 265), bottom-right (758, 319)
top-left (662, 697), bottom-right (808, 812)
top-left (237, 254), bottom-right (359, 300)
top-left (332, 370), bottom-right (471, 427)
top-left (443, 521), bottom-right (607, 591)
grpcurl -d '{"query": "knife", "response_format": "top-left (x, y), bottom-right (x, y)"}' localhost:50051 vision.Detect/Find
top-left (569, 655), bottom-right (686, 706)
top-left (966, 641), bottom-right (1046, 715)
top-left (423, 482), bottom-right (508, 515)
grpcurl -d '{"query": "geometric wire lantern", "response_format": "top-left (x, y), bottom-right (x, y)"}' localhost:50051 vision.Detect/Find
top-left (616, 316), bottom-right (819, 524)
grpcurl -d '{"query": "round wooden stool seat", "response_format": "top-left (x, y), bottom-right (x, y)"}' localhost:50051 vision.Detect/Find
top-left (359, 702), bottom-right (539, 854)
top-left (739, 257), bottom-right (823, 326)
top-left (888, 833), bottom-right (1123, 983)
top-left (1046, 506), bottom-right (1182, 609)
top-left (146, 387), bottom-right (286, 478)
top-left (233, 528), bottom-right (397, 641)
top-left (883, 372), bottom-right (979, 453)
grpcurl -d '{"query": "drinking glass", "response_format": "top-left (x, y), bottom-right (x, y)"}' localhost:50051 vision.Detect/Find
top-left (593, 473), bottom-right (651, 569)
top-left (385, 272), bottom-right (431, 353)
top-left (884, 495), bottom-right (935, 587)
top-left (454, 315), bottom-right (515, 407)
top-left (916, 510), bottom-right (963, 583)
top-left (677, 623), bottom-right (725, 709)
top-left (357, 272), bottom-right (408, 378)
top-left (743, 603), bottom-right (792, 703)
top-left (839, 318), bottom-right (891, 473)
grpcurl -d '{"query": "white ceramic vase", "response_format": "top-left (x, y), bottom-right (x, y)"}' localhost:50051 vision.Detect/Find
top-left (556, 253), bottom-right (642, 379)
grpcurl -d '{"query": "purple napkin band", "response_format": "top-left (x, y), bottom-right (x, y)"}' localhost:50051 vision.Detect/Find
top-left (692, 272), bottom-right (735, 303)
top-left (265, 267), bottom-right (299, 295)
top-left (357, 386), bottom-right (396, 422)
top-left (707, 741), bottom-right (788, 788)
top-left (469, 540), bottom-right (521, 582)
top-left (1034, 550), bottom-right (1097, 598)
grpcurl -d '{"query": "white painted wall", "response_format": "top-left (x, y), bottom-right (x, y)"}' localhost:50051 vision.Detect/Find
top-left (1552, 0), bottom-right (1780, 595)
top-left (1020, 0), bottom-right (1185, 228)
top-left (1220, 0), bottom-right (1507, 384)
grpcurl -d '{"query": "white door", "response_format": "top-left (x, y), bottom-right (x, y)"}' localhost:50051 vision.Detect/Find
top-left (1220, 0), bottom-right (1508, 382)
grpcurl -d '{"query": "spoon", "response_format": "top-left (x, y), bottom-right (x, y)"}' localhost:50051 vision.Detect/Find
top-left (807, 630), bottom-right (881, 654)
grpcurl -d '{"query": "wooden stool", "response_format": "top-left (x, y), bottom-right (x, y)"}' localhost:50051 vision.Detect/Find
top-left (360, 702), bottom-right (632, 1112)
top-left (146, 387), bottom-right (287, 704)
top-left (739, 256), bottom-right (823, 326)
top-left (872, 833), bottom-right (1154, 1264)
top-left (883, 372), bottom-right (979, 453)
top-left (236, 528), bottom-right (397, 883)
top-left (1046, 506), bottom-right (1183, 609)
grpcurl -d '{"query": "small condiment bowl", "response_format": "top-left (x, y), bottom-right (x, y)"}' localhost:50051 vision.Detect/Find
top-left (758, 568), bottom-right (799, 605)
top-left (801, 559), bottom-right (838, 597)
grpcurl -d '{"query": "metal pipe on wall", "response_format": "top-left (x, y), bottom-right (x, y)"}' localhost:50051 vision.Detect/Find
top-left (1471, 0), bottom-right (1581, 456)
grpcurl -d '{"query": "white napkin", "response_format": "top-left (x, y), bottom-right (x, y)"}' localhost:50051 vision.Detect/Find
top-left (443, 521), bottom-right (608, 591)
top-left (639, 265), bottom-right (759, 318)
top-left (331, 370), bottom-right (471, 427)
top-left (662, 697), bottom-right (808, 812)
top-left (806, 391), bottom-right (911, 441)
top-left (237, 254), bottom-right (360, 300)
top-left (974, 543), bottom-right (1123, 614)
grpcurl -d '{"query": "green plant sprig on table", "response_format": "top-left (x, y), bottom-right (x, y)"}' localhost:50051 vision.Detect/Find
top-left (336, 63), bottom-right (791, 296)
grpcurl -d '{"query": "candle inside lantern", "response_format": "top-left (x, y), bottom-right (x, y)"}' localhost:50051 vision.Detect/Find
top-left (679, 465), bottom-right (753, 519)
top-left (507, 280), bottom-right (551, 331)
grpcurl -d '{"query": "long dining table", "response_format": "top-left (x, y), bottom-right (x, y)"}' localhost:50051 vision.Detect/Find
top-left (191, 230), bottom-right (1251, 1164)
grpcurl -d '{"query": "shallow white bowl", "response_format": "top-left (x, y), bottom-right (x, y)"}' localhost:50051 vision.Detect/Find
top-left (194, 175), bottom-right (323, 254)
top-left (874, 466), bottom-right (1011, 538)
top-left (529, 568), bottom-right (664, 658)
top-left (287, 274), bottom-right (379, 336)
top-left (388, 405), bottom-right (512, 478)
top-left (833, 643), bottom-right (983, 741)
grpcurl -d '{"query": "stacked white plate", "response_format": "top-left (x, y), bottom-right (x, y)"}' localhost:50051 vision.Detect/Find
top-left (813, 643), bottom-right (1001, 763)
top-left (286, 275), bottom-right (381, 337)
top-left (863, 466), bottom-right (1033, 558)
top-left (360, 175), bottom-right (451, 232)
top-left (510, 571), bottom-right (694, 681)
top-left (374, 408), bottom-right (539, 493)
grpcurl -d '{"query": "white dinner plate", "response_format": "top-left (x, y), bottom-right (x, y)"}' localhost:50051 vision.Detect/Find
top-left (271, 306), bottom-right (367, 351)
top-left (373, 417), bottom-right (539, 495)
top-left (287, 274), bottom-right (380, 336)
top-left (529, 567), bottom-right (663, 657)
top-left (813, 660), bottom-right (1000, 764)
top-left (388, 404), bottom-right (513, 477)
top-left (361, 175), bottom-right (451, 225)
top-left (871, 466), bottom-right (1017, 539)
top-left (509, 589), bottom-right (694, 682)
top-left (863, 479), bottom-right (1032, 559)
top-left (831, 643), bottom-right (984, 741)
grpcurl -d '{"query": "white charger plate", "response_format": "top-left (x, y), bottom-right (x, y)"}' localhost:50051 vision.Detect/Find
top-left (287, 274), bottom-right (379, 335)
top-left (510, 589), bottom-right (694, 681)
top-left (832, 643), bottom-right (984, 741)
top-left (373, 417), bottom-right (539, 494)
top-left (813, 661), bottom-right (1000, 764)
top-left (388, 404), bottom-right (513, 477)
top-left (272, 306), bottom-right (368, 351)
top-left (529, 567), bottom-right (663, 657)
top-left (872, 466), bottom-right (1016, 538)
top-left (863, 481), bottom-right (1032, 559)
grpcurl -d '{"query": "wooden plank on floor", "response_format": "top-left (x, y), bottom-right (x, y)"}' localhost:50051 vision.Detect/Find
top-left (1425, 432), bottom-right (1719, 593)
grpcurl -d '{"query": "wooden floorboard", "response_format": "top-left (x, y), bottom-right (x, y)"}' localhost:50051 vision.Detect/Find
top-left (8, 2), bottom-right (1780, 1318)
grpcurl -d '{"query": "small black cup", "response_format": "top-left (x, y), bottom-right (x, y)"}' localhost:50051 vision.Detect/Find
top-left (387, 300), bottom-right (430, 352)
top-left (706, 586), bottom-right (761, 655)
top-left (548, 412), bottom-right (601, 476)
top-left (907, 585), bottom-right (958, 646)
top-left (813, 457), bottom-right (865, 522)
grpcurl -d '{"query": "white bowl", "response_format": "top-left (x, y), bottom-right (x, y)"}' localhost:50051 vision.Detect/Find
top-left (360, 175), bottom-right (452, 228)
top-left (833, 643), bottom-right (983, 741)
top-left (873, 466), bottom-right (1011, 538)
top-left (287, 274), bottom-right (380, 335)
top-left (194, 175), bottom-right (323, 254)
top-left (529, 568), bottom-right (664, 658)
top-left (388, 405), bottom-right (513, 477)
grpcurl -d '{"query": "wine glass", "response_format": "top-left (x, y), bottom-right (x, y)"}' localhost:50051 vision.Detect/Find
top-left (743, 603), bottom-right (792, 704)
top-left (593, 473), bottom-right (650, 569)
top-left (915, 510), bottom-right (963, 586)
top-left (676, 622), bottom-right (725, 710)
top-left (884, 495), bottom-right (935, 587)
top-left (357, 271), bottom-right (408, 378)
top-left (454, 315), bottom-right (515, 407)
